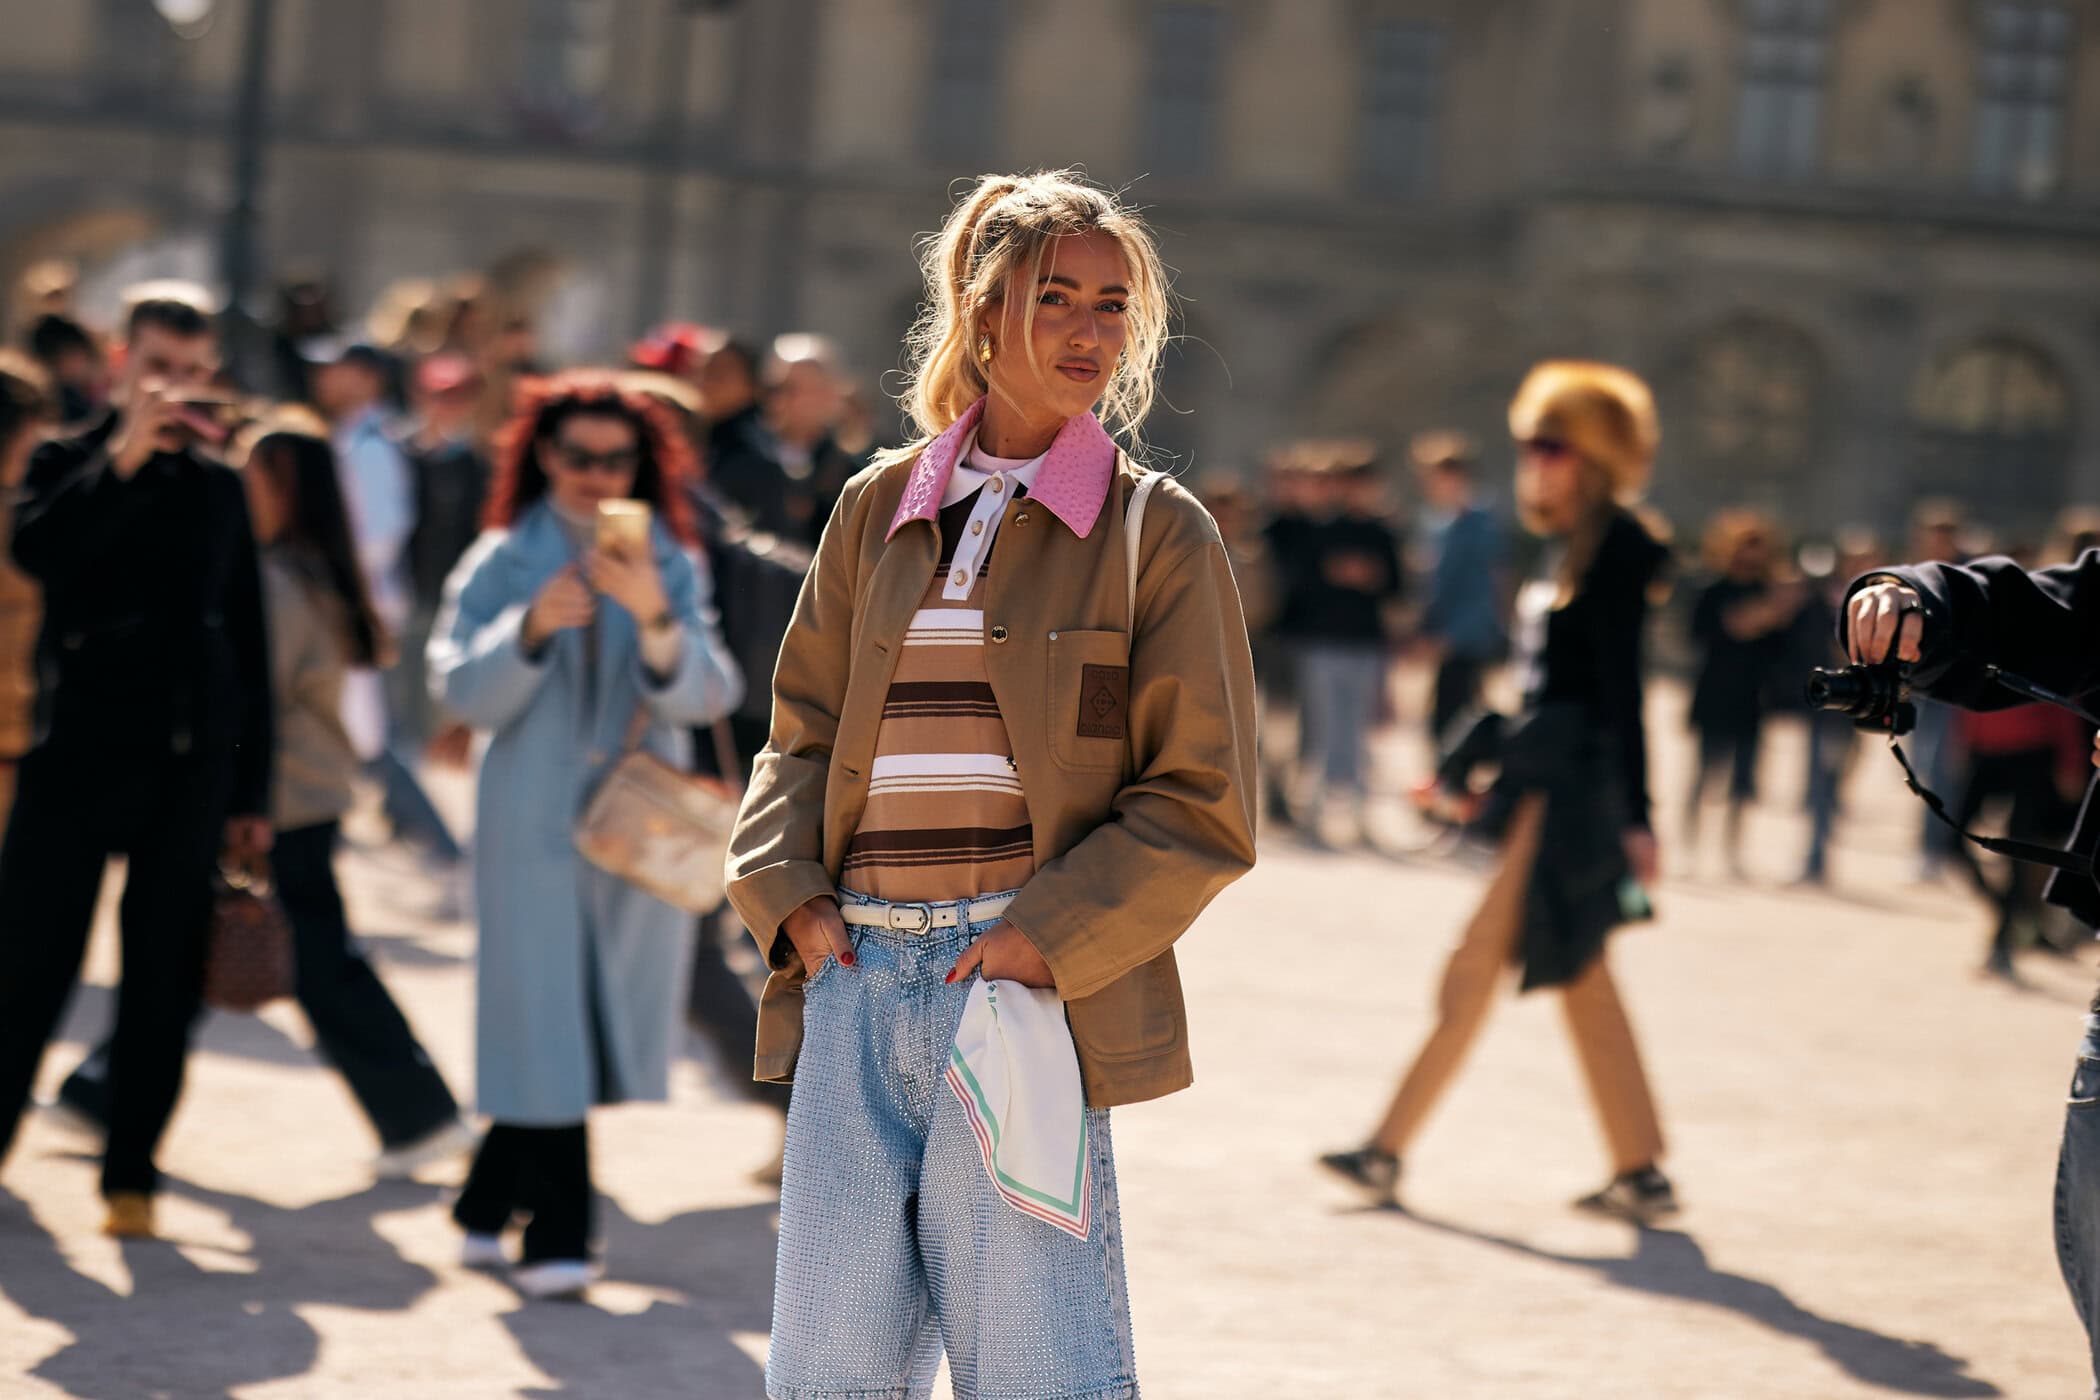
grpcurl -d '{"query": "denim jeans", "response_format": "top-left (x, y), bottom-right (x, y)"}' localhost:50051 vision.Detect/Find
top-left (768, 888), bottom-right (1137, 1400)
top-left (1296, 642), bottom-right (1386, 796)
top-left (1801, 713), bottom-right (1852, 881)
top-left (2058, 1013), bottom-right (2100, 1397)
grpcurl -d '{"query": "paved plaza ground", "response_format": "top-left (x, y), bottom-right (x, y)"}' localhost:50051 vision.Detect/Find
top-left (0, 689), bottom-right (2094, 1398)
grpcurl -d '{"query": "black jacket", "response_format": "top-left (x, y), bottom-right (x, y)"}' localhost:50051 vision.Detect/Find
top-left (11, 413), bottom-right (273, 817)
top-left (1856, 551), bottom-right (2100, 926)
top-left (404, 434), bottom-right (490, 614)
top-left (706, 406), bottom-right (795, 540)
top-left (1525, 509), bottom-right (1667, 832)
top-left (1443, 508), bottom-right (1667, 989)
top-left (1264, 511), bottom-right (1404, 645)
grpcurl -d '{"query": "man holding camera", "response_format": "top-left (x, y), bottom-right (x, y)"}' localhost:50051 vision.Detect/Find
top-left (0, 292), bottom-right (272, 1238)
top-left (1848, 556), bottom-right (2100, 1389)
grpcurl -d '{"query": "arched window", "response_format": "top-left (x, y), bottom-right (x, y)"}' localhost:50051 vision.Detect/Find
top-left (1678, 316), bottom-right (1825, 508)
top-left (1910, 338), bottom-right (2072, 519)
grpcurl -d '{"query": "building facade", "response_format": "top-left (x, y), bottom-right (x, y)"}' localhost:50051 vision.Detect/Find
top-left (0, 0), bottom-right (2096, 537)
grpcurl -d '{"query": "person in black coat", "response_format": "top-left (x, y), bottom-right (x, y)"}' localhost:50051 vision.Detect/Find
top-left (1847, 551), bottom-right (2100, 1387)
top-left (0, 295), bottom-right (273, 1238)
top-left (1323, 362), bottom-right (1679, 1223)
top-left (1684, 510), bottom-right (1807, 878)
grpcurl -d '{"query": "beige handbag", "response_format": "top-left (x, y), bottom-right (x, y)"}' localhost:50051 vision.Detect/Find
top-left (574, 708), bottom-right (742, 913)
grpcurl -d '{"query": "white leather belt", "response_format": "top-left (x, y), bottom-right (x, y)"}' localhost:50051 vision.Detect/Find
top-left (838, 893), bottom-right (1016, 935)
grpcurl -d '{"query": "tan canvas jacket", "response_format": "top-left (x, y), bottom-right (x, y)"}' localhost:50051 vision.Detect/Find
top-left (726, 448), bottom-right (1259, 1108)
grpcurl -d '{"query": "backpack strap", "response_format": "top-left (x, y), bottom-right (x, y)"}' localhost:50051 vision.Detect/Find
top-left (1124, 471), bottom-right (1164, 634)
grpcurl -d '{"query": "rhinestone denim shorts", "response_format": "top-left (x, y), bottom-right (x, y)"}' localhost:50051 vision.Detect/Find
top-left (765, 888), bottom-right (1139, 1400)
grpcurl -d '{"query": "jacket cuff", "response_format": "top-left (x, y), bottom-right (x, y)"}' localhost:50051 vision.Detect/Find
top-left (731, 859), bottom-right (836, 966)
top-left (1001, 900), bottom-right (1118, 1003)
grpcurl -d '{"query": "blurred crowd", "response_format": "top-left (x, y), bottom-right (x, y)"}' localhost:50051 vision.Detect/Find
top-left (0, 250), bottom-right (2086, 1277)
top-left (0, 263), bottom-right (880, 1271)
top-left (1207, 429), bottom-right (2100, 984)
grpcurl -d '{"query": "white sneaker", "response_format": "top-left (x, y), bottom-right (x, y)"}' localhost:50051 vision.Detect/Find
top-left (512, 1258), bottom-right (593, 1301)
top-left (460, 1232), bottom-right (510, 1271)
top-left (373, 1117), bottom-right (478, 1181)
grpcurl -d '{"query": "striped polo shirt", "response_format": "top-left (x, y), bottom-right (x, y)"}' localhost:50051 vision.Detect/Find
top-left (844, 485), bottom-right (1034, 900)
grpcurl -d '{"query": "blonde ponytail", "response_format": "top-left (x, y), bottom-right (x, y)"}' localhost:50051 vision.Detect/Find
top-left (877, 170), bottom-right (1173, 469)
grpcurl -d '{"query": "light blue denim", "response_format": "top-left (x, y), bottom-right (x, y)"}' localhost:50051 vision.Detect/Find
top-left (2056, 1012), bottom-right (2100, 1399)
top-left (767, 887), bottom-right (1138, 1400)
top-left (1296, 642), bottom-right (1386, 795)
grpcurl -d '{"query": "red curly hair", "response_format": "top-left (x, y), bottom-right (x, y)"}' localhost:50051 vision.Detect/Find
top-left (483, 369), bottom-right (701, 547)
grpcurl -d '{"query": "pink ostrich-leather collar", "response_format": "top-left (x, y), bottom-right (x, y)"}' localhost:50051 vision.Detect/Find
top-left (886, 398), bottom-right (1118, 541)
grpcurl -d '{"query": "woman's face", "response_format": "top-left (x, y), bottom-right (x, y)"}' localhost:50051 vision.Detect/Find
top-left (539, 411), bottom-right (640, 518)
top-left (981, 228), bottom-right (1131, 429)
top-left (1513, 437), bottom-right (1592, 537)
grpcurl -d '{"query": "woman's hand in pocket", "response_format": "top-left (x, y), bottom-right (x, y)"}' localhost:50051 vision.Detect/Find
top-left (947, 922), bottom-right (1056, 990)
top-left (783, 895), bottom-right (854, 979)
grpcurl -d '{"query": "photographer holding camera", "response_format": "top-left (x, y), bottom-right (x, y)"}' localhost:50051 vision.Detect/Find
top-left (0, 289), bottom-right (273, 1239)
top-left (1846, 554), bottom-right (2100, 1387)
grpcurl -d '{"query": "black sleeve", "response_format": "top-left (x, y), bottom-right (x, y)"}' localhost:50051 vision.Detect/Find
top-left (10, 439), bottom-right (138, 589)
top-left (1690, 579), bottom-right (1727, 646)
top-left (222, 481), bottom-right (275, 818)
top-left (1842, 551), bottom-right (2100, 711)
top-left (1593, 527), bottom-right (1663, 830)
top-left (1377, 521), bottom-right (1405, 604)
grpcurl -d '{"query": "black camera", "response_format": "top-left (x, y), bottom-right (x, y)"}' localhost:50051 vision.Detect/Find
top-left (1805, 661), bottom-right (1915, 736)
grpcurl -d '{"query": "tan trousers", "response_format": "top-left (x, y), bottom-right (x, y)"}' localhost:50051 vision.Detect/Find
top-left (1373, 796), bottom-right (1666, 1175)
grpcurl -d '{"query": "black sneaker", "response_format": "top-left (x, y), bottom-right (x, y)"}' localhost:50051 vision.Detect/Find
top-left (1576, 1166), bottom-right (1679, 1223)
top-left (1318, 1146), bottom-right (1400, 1204)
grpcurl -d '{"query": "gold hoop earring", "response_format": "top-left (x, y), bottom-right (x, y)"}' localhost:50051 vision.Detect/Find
top-left (977, 332), bottom-right (994, 365)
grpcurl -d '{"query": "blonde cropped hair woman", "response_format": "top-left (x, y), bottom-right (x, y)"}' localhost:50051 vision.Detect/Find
top-left (1323, 361), bottom-right (1681, 1224)
top-left (727, 171), bottom-right (1257, 1400)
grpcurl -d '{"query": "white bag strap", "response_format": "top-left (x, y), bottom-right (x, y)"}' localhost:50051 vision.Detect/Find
top-left (1124, 471), bottom-right (1163, 633)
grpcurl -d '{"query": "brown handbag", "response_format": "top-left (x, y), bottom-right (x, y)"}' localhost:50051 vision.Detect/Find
top-left (203, 856), bottom-right (294, 1013)
top-left (574, 708), bottom-right (742, 913)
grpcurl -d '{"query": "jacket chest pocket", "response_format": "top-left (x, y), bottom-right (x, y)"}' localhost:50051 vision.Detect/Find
top-left (1046, 629), bottom-right (1129, 774)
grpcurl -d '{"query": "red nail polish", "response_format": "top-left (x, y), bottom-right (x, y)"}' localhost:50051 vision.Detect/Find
top-left (841, 951), bottom-right (855, 968)
top-left (944, 968), bottom-right (958, 984)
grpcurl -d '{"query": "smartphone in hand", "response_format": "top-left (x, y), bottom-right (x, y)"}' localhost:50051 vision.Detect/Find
top-left (596, 500), bottom-right (651, 560)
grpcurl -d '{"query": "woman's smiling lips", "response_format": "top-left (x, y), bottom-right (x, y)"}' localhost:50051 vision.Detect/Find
top-left (1056, 359), bottom-right (1100, 382)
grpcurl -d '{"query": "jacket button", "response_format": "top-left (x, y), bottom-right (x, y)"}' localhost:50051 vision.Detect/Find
top-left (990, 625), bottom-right (1009, 643)
top-left (1048, 630), bottom-right (1059, 641)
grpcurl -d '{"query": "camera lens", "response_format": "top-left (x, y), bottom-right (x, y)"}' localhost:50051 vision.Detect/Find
top-left (1806, 668), bottom-right (1863, 714)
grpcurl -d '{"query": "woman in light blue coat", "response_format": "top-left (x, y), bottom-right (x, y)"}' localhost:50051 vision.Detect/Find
top-left (429, 373), bottom-right (741, 1300)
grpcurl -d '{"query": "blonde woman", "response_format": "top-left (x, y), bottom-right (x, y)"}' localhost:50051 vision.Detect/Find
top-left (1322, 363), bottom-right (1679, 1222)
top-left (727, 171), bottom-right (1258, 1399)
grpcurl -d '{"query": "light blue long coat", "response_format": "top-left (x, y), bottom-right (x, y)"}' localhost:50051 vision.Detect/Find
top-left (429, 503), bottom-right (743, 1124)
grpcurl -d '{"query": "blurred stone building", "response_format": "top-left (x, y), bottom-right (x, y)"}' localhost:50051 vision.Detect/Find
top-left (0, 0), bottom-right (2097, 537)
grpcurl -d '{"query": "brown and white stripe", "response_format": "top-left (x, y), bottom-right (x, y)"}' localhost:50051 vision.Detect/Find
top-left (844, 494), bottom-right (1036, 901)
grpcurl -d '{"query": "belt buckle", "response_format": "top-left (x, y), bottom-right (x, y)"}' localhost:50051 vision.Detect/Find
top-left (890, 902), bottom-right (934, 935)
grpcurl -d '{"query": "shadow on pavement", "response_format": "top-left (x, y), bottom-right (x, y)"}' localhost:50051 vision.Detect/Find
top-left (0, 1176), bottom-right (780, 1399)
top-left (1385, 1206), bottom-right (2001, 1398)
top-left (495, 1196), bottom-right (776, 1399)
top-left (50, 969), bottom-right (453, 1074)
top-left (0, 1177), bottom-right (440, 1399)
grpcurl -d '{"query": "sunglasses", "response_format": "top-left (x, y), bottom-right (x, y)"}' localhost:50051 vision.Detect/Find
top-left (1518, 436), bottom-right (1575, 461)
top-left (551, 442), bottom-right (640, 475)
